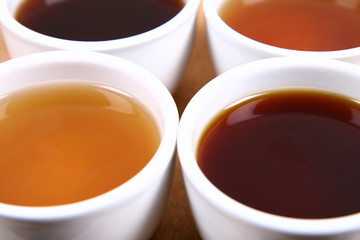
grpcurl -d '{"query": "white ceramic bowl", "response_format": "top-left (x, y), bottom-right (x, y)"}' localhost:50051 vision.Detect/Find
top-left (203, 0), bottom-right (360, 75)
top-left (178, 57), bottom-right (360, 240)
top-left (0, 0), bottom-right (201, 92)
top-left (0, 50), bottom-right (179, 240)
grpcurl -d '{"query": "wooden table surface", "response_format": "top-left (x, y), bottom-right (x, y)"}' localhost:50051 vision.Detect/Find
top-left (0, 8), bottom-right (216, 240)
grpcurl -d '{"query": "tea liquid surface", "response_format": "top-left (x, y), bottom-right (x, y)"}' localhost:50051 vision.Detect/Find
top-left (15, 0), bottom-right (184, 41)
top-left (198, 89), bottom-right (360, 219)
top-left (220, 0), bottom-right (360, 51)
top-left (0, 83), bottom-right (160, 206)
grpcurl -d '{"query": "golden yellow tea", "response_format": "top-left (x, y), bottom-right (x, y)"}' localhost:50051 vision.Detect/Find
top-left (220, 0), bottom-right (360, 51)
top-left (0, 82), bottom-right (160, 206)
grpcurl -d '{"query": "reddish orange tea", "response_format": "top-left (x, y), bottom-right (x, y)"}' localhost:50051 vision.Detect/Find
top-left (220, 0), bottom-right (360, 51)
top-left (0, 83), bottom-right (160, 206)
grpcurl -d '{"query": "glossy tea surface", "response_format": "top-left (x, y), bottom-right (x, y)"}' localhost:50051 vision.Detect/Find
top-left (0, 82), bottom-right (160, 206)
top-left (198, 89), bottom-right (360, 219)
top-left (220, 0), bottom-right (360, 51)
top-left (15, 0), bottom-right (184, 41)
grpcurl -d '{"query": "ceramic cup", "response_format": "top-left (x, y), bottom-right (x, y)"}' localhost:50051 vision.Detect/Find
top-left (202, 0), bottom-right (360, 75)
top-left (178, 57), bottom-right (360, 240)
top-left (0, 0), bottom-right (200, 92)
top-left (0, 50), bottom-right (179, 240)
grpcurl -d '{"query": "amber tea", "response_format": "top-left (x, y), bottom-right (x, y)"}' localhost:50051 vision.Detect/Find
top-left (198, 89), bottom-right (360, 219)
top-left (15, 0), bottom-right (184, 41)
top-left (0, 82), bottom-right (160, 206)
top-left (220, 0), bottom-right (360, 51)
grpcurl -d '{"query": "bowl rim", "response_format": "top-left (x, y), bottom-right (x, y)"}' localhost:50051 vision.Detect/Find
top-left (177, 57), bottom-right (360, 236)
top-left (0, 50), bottom-right (179, 222)
top-left (0, 0), bottom-right (201, 51)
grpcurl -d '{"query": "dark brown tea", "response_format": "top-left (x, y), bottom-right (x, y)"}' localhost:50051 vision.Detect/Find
top-left (15, 0), bottom-right (184, 41)
top-left (198, 89), bottom-right (360, 219)
top-left (220, 0), bottom-right (360, 51)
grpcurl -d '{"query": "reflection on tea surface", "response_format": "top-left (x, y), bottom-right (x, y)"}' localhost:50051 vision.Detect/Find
top-left (220, 0), bottom-right (360, 51)
top-left (198, 89), bottom-right (360, 219)
top-left (0, 82), bottom-right (160, 206)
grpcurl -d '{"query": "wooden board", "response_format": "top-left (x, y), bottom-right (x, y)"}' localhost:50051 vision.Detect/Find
top-left (0, 8), bottom-right (216, 240)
